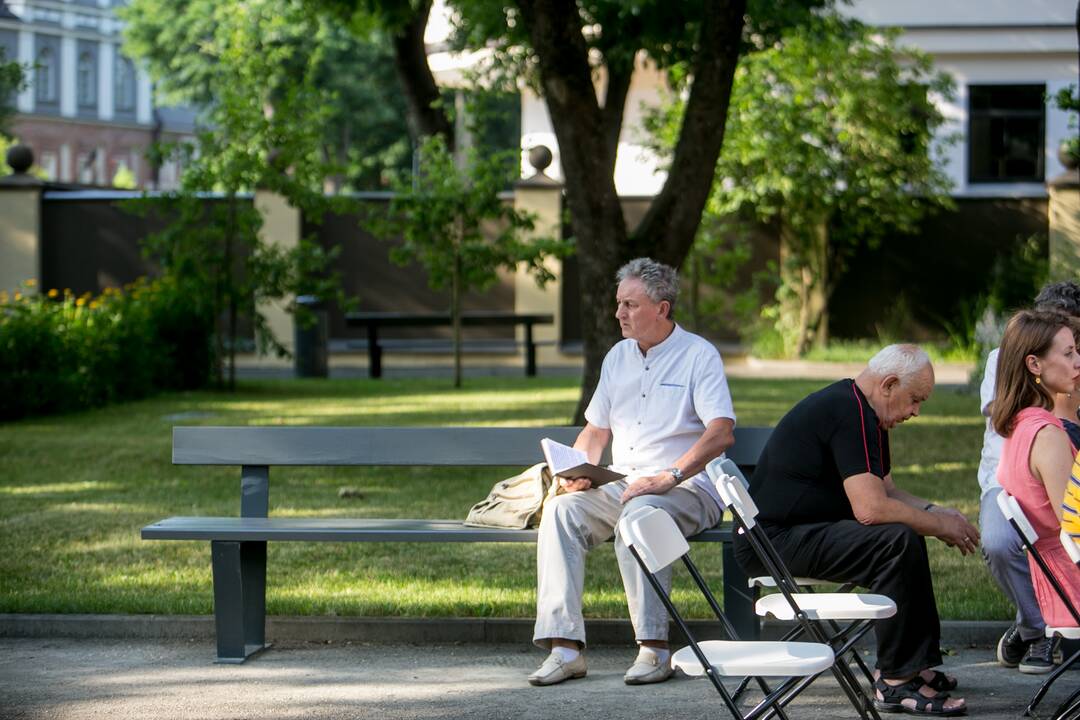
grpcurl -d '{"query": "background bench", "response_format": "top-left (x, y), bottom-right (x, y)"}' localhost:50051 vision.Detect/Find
top-left (344, 311), bottom-right (554, 378)
top-left (142, 425), bottom-right (771, 663)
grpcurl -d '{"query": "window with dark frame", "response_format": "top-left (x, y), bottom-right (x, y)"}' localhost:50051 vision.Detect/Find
top-left (35, 45), bottom-right (57, 103)
top-left (77, 51), bottom-right (96, 107)
top-left (968, 84), bottom-right (1045, 183)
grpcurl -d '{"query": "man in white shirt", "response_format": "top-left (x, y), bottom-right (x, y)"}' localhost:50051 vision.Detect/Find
top-left (979, 280), bottom-right (1080, 674)
top-left (528, 258), bottom-right (736, 687)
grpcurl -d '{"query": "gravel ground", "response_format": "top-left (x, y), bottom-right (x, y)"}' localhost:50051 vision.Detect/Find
top-left (1, 638), bottom-right (1075, 720)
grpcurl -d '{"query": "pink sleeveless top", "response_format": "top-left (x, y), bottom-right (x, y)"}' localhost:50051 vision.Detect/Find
top-left (998, 407), bottom-right (1080, 628)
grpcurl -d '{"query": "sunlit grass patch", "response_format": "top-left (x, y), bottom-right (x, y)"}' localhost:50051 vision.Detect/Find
top-left (0, 375), bottom-right (1003, 620)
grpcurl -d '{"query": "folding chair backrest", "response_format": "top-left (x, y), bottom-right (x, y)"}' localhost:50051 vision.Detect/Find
top-left (619, 507), bottom-right (689, 574)
top-left (718, 457), bottom-right (750, 490)
top-left (997, 490), bottom-right (1038, 544)
top-left (1062, 528), bottom-right (1080, 565)
top-left (707, 461), bottom-right (759, 530)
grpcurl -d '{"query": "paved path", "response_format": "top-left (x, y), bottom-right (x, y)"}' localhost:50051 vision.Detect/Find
top-left (1, 638), bottom-right (1073, 720)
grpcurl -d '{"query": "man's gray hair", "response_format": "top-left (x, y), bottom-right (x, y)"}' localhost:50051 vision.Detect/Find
top-left (1034, 281), bottom-right (1080, 317)
top-left (616, 257), bottom-right (679, 317)
top-left (867, 344), bottom-right (932, 385)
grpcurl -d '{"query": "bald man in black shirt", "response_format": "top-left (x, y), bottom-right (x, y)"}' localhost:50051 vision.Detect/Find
top-left (734, 345), bottom-right (979, 716)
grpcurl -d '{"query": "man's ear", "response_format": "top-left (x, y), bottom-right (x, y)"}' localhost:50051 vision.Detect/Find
top-left (881, 375), bottom-right (901, 396)
top-left (658, 300), bottom-right (671, 319)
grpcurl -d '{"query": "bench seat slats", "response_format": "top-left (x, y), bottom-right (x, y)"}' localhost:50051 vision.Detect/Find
top-left (141, 516), bottom-right (734, 543)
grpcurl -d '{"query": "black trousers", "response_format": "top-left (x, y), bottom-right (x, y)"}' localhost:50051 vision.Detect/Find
top-left (734, 520), bottom-right (943, 678)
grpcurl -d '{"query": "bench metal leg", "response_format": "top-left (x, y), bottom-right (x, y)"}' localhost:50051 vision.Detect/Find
top-left (723, 542), bottom-right (760, 640)
top-left (367, 325), bottom-right (382, 379)
top-left (211, 540), bottom-right (269, 663)
top-left (524, 322), bottom-right (537, 377)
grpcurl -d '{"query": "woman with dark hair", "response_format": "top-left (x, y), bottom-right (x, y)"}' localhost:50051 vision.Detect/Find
top-left (993, 310), bottom-right (1080, 633)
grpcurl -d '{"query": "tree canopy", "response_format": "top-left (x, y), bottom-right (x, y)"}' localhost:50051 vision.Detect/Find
top-left (324, 0), bottom-right (832, 418)
top-left (122, 0), bottom-right (412, 190)
top-left (690, 15), bottom-right (954, 355)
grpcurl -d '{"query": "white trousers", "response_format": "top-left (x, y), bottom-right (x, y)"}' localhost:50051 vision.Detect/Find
top-left (532, 479), bottom-right (721, 648)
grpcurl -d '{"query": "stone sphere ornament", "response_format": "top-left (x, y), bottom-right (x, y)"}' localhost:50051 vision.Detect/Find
top-left (6, 144), bottom-right (33, 174)
top-left (528, 145), bottom-right (553, 174)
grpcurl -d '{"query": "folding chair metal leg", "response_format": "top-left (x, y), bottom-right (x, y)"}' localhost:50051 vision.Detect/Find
top-left (629, 547), bottom-right (744, 718)
top-left (682, 557), bottom-right (791, 720)
top-left (1051, 683), bottom-right (1080, 720)
top-left (1026, 646), bottom-right (1080, 718)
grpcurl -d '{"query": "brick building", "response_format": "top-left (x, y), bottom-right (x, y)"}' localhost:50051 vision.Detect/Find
top-left (0, 0), bottom-right (193, 188)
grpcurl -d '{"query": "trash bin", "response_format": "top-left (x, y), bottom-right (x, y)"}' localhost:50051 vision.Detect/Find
top-left (294, 295), bottom-right (328, 378)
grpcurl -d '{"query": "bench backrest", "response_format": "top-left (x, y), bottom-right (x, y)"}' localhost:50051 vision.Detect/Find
top-left (173, 426), bottom-right (771, 475)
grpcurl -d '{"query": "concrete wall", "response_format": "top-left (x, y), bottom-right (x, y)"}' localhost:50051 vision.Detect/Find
top-left (0, 187), bottom-right (41, 294)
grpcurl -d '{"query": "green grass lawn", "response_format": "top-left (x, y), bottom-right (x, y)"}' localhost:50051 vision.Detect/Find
top-left (0, 375), bottom-right (1009, 621)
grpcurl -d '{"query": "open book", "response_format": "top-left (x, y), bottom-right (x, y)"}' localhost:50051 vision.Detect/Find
top-left (540, 438), bottom-right (626, 487)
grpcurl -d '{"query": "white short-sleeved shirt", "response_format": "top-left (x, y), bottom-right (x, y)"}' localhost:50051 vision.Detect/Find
top-left (584, 324), bottom-right (736, 504)
top-left (977, 347), bottom-right (1004, 498)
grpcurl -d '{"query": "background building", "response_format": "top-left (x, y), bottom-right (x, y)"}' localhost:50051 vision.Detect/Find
top-left (504, 0), bottom-right (1079, 199)
top-left (0, 0), bottom-right (193, 188)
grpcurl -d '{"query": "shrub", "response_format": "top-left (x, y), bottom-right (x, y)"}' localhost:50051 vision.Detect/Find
top-left (0, 276), bottom-right (213, 421)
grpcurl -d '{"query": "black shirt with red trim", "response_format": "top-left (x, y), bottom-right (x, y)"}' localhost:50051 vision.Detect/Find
top-left (749, 379), bottom-right (890, 526)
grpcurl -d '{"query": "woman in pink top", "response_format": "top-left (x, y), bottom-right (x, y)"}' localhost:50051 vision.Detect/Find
top-left (992, 310), bottom-right (1080, 630)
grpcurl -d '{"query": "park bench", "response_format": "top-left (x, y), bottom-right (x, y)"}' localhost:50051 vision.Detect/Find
top-left (344, 311), bottom-right (554, 378)
top-left (142, 425), bottom-right (771, 663)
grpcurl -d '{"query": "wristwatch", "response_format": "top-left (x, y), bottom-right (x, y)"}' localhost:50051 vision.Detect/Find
top-left (666, 467), bottom-right (684, 482)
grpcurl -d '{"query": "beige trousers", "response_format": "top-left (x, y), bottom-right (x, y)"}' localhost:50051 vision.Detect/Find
top-left (532, 479), bottom-right (721, 648)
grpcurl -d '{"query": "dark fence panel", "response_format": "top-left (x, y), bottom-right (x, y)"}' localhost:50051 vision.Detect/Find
top-left (303, 196), bottom-right (516, 341)
top-left (39, 191), bottom-right (254, 296)
top-left (830, 197), bottom-right (1048, 339)
top-left (40, 191), bottom-right (164, 296)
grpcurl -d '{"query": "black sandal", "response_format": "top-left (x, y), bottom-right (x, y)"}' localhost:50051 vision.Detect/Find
top-left (917, 670), bottom-right (958, 693)
top-left (873, 677), bottom-right (967, 716)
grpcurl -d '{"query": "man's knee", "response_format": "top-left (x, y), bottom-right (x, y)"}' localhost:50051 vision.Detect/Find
top-left (612, 495), bottom-right (663, 547)
top-left (876, 523), bottom-right (927, 562)
top-left (541, 493), bottom-right (590, 532)
top-left (980, 524), bottom-right (1023, 564)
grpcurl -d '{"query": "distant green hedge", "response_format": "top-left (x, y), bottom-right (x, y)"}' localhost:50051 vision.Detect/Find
top-left (0, 277), bottom-right (213, 420)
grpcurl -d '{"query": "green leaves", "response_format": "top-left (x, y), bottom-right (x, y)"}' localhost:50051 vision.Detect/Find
top-left (648, 13), bottom-right (957, 355)
top-left (379, 135), bottom-right (565, 294)
top-left (122, 0), bottom-right (411, 191)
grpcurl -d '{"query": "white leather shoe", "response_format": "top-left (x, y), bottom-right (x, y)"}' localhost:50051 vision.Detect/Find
top-left (624, 648), bottom-right (674, 685)
top-left (528, 651), bottom-right (587, 686)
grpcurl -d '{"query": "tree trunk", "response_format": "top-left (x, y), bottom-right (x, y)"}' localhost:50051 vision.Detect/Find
top-left (451, 246), bottom-right (463, 389)
top-left (226, 194), bottom-right (238, 390)
top-left (781, 219), bottom-right (828, 357)
top-left (631, 0), bottom-right (746, 263)
top-left (385, 1), bottom-right (748, 419)
top-left (389, 0), bottom-right (454, 149)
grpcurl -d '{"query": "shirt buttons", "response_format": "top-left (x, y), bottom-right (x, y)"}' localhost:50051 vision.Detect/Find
top-left (641, 393), bottom-right (646, 397)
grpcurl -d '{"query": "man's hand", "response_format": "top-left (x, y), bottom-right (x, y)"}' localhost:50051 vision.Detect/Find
top-left (558, 477), bottom-right (592, 493)
top-left (932, 507), bottom-right (980, 555)
top-left (621, 471), bottom-right (678, 503)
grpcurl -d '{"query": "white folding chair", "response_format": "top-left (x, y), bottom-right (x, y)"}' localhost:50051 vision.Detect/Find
top-left (619, 506), bottom-right (837, 720)
top-left (714, 458), bottom-right (875, 698)
top-left (710, 462), bottom-right (899, 720)
top-left (996, 491), bottom-right (1080, 720)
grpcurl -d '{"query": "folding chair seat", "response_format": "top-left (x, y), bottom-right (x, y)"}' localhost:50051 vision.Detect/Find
top-left (996, 491), bottom-right (1080, 720)
top-left (619, 505), bottom-right (849, 720)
